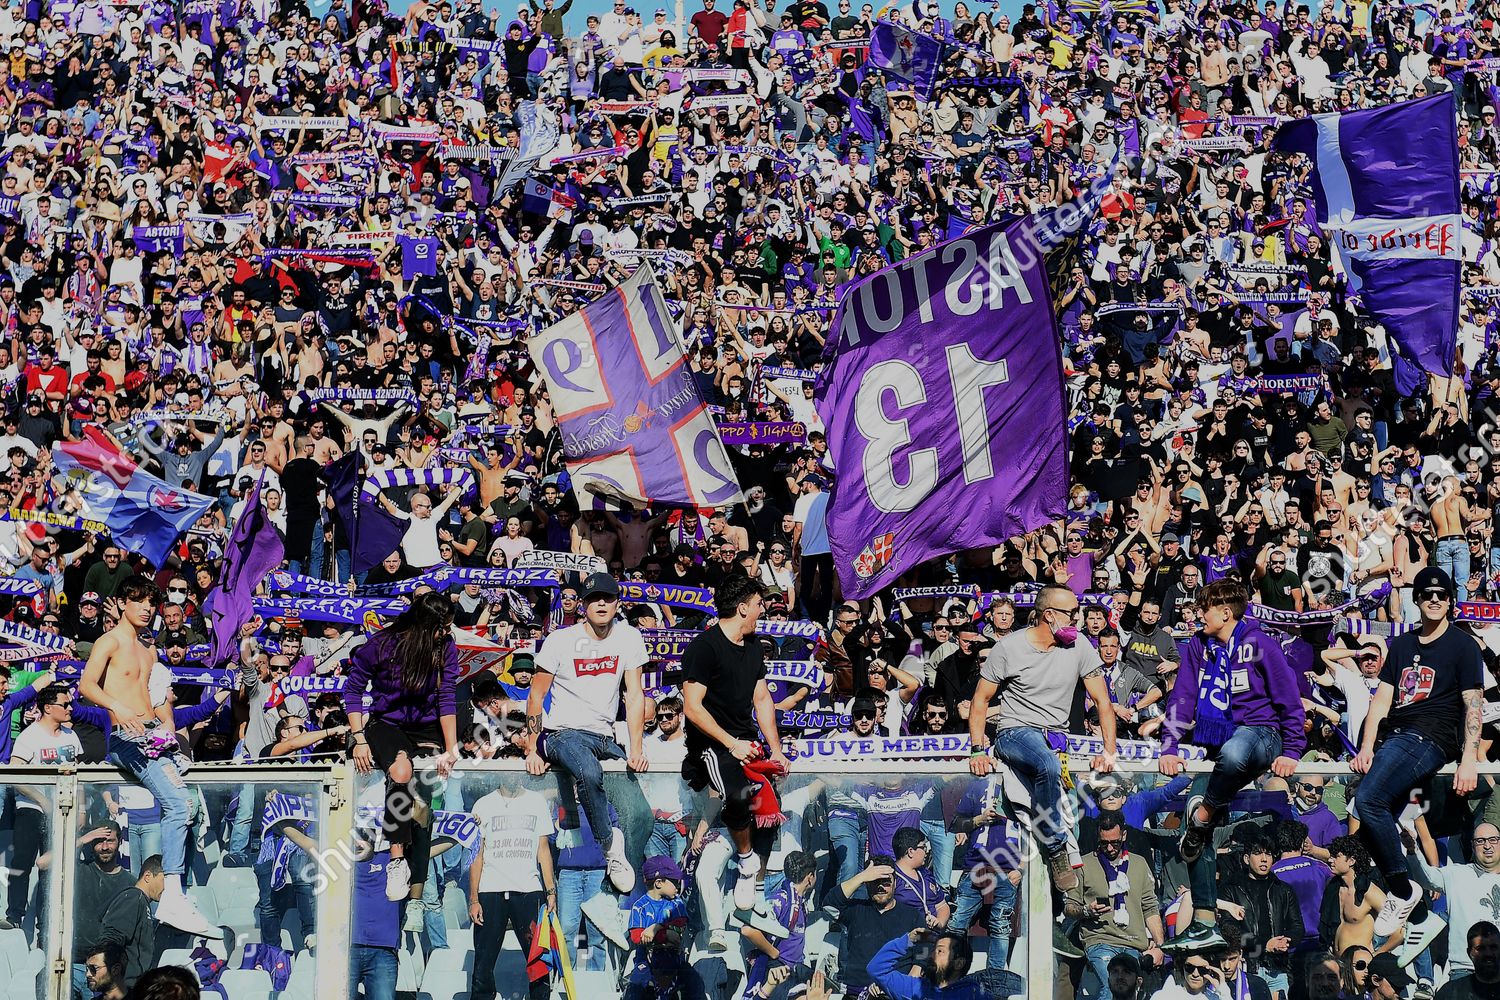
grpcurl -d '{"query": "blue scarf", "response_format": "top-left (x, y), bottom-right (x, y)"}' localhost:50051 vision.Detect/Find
top-left (1196, 620), bottom-right (1246, 748)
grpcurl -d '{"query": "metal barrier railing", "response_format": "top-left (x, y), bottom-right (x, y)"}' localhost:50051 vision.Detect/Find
top-left (8, 754), bottom-right (1483, 1000)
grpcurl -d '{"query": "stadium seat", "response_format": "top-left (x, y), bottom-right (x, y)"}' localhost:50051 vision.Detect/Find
top-left (208, 865), bottom-right (258, 904)
top-left (220, 967), bottom-right (277, 1000)
top-left (417, 967), bottom-right (469, 1000)
top-left (2, 967), bottom-right (39, 1000)
top-left (156, 948), bottom-right (203, 981)
top-left (397, 935), bottom-right (426, 994)
top-left (442, 926), bottom-right (474, 954)
top-left (0, 928), bottom-right (27, 975)
top-left (423, 943), bottom-right (471, 976)
top-left (283, 952), bottom-right (315, 997)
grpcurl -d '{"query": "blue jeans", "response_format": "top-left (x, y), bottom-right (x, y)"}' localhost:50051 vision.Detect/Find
top-left (1084, 943), bottom-right (1139, 999)
top-left (255, 854), bottom-right (316, 950)
top-left (1437, 536), bottom-right (1471, 601)
top-left (1354, 729), bottom-right (1448, 880)
top-left (949, 869), bottom-right (1015, 972)
top-left (228, 781), bottom-right (255, 856)
top-left (557, 867), bottom-right (607, 971)
top-left (993, 728), bottom-right (1068, 850)
top-left (646, 818), bottom-right (685, 864)
top-left (420, 874), bottom-right (448, 951)
top-left (1190, 725), bottom-right (1282, 910)
top-left (128, 821), bottom-right (161, 876)
top-left (107, 733), bottom-right (190, 876)
top-left (921, 817), bottom-right (955, 889)
top-left (829, 812), bottom-right (865, 887)
top-left (544, 729), bottom-right (625, 854)
top-left (349, 944), bottom-right (398, 1000)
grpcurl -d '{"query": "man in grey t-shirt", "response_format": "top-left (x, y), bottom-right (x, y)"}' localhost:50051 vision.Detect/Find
top-left (968, 585), bottom-right (1118, 892)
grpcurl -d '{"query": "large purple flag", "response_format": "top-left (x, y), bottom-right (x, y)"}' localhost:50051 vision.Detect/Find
top-left (814, 216), bottom-right (1068, 599)
top-left (527, 267), bottom-right (743, 508)
top-left (327, 453), bottom-right (406, 575)
top-left (207, 474), bottom-right (285, 668)
top-left (1272, 95), bottom-right (1459, 395)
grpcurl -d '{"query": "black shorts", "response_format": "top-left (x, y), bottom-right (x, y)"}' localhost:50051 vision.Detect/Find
top-left (682, 743), bottom-right (757, 833)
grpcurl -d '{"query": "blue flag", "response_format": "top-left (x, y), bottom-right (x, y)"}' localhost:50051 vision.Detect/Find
top-left (399, 235), bottom-right (439, 278)
top-left (869, 20), bottom-right (943, 100)
top-left (51, 440), bottom-right (215, 566)
top-left (326, 452), bottom-right (407, 575)
top-left (1272, 95), bottom-right (1460, 395)
top-left (206, 474), bottom-right (285, 669)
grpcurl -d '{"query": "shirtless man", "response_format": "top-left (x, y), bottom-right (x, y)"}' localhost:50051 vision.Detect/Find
top-left (468, 439), bottom-right (522, 509)
top-left (1327, 835), bottom-right (1400, 958)
top-left (78, 575), bottom-right (220, 938)
top-left (306, 416), bottom-right (342, 465)
top-left (1430, 474), bottom-right (1490, 601)
top-left (609, 507), bottom-right (669, 569)
top-left (573, 510), bottom-right (621, 563)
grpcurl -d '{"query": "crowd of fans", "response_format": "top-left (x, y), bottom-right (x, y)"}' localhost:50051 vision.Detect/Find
top-left (5, 0), bottom-right (1500, 995)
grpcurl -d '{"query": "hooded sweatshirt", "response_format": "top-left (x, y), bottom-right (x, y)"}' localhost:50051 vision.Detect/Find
top-left (1160, 617), bottom-right (1307, 758)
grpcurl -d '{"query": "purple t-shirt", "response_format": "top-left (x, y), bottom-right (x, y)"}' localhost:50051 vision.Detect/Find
top-left (891, 863), bottom-right (946, 918)
top-left (863, 785), bottom-right (933, 858)
top-left (353, 850), bottom-right (403, 949)
top-left (1270, 856), bottom-right (1331, 939)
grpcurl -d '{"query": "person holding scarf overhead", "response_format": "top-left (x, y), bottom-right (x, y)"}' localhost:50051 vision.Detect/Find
top-left (1157, 578), bottom-right (1307, 952)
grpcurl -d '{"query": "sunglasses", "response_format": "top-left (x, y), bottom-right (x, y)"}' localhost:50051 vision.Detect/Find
top-left (1418, 588), bottom-right (1451, 603)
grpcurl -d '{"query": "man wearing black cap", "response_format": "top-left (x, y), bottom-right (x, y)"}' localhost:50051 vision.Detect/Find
top-left (524, 571), bottom-right (649, 894)
top-left (1352, 565), bottom-right (1485, 937)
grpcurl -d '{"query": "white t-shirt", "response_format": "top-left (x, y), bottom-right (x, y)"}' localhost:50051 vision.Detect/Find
top-left (535, 621), bottom-right (648, 738)
top-left (471, 788), bottom-right (556, 893)
top-left (11, 723), bottom-right (83, 810)
top-left (1330, 664), bottom-right (1380, 744)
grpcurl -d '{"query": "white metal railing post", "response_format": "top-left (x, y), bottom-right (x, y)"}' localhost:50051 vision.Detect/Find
top-left (45, 773), bottom-right (76, 1000)
top-left (1026, 826), bottom-right (1054, 1000)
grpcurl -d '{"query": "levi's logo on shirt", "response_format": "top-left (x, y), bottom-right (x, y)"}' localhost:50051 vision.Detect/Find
top-left (576, 655), bottom-right (620, 677)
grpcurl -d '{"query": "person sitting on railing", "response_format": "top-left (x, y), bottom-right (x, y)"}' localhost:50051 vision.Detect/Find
top-left (345, 590), bottom-right (461, 904)
top-left (967, 583), bottom-right (1118, 893)
top-left (1157, 578), bottom-right (1307, 952)
top-left (79, 575), bottom-right (220, 939)
top-left (522, 570), bottom-right (650, 894)
top-left (681, 574), bottom-right (793, 913)
top-left (1351, 566), bottom-right (1486, 938)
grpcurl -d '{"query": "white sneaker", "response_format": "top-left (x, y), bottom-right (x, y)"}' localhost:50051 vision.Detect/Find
top-left (1396, 912), bottom-right (1445, 968)
top-left (385, 857), bottom-right (411, 901)
top-left (606, 832), bottom-right (635, 893)
top-left (708, 929), bottom-right (732, 954)
top-left (732, 854), bottom-right (759, 912)
top-left (155, 890), bottom-right (223, 939)
top-left (1373, 883), bottom-right (1421, 938)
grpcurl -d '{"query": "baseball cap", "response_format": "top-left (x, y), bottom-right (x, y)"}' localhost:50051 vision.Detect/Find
top-left (81, 591), bottom-right (101, 605)
top-left (1368, 955), bottom-right (1411, 991)
top-left (581, 572), bottom-right (620, 600)
top-left (1412, 566), bottom-right (1455, 597)
top-left (643, 855), bottom-right (685, 882)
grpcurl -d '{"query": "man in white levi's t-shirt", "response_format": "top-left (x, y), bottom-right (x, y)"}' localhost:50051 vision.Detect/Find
top-left (523, 571), bottom-right (649, 894)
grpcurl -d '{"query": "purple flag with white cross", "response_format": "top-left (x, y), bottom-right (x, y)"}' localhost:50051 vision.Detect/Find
top-left (527, 267), bottom-right (743, 509)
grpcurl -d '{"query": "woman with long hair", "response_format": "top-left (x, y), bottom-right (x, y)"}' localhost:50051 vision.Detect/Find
top-left (344, 591), bottom-right (460, 901)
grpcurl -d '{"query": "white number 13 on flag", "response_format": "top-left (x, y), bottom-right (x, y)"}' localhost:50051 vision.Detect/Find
top-left (854, 344), bottom-right (1010, 514)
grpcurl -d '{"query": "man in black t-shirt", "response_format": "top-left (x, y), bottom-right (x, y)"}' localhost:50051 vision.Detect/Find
top-left (1351, 566), bottom-right (1485, 937)
top-left (680, 574), bottom-right (791, 914)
